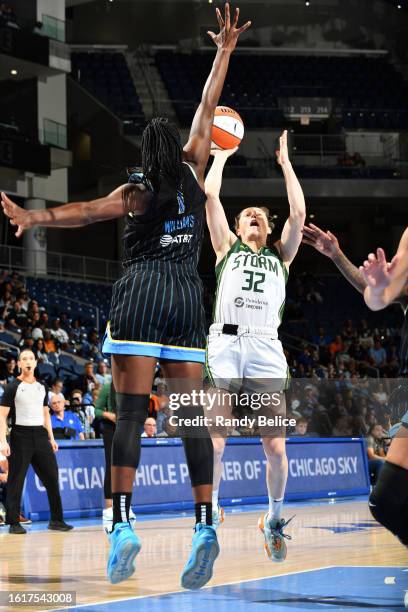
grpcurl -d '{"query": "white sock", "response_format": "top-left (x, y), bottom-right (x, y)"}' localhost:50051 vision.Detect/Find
top-left (268, 497), bottom-right (284, 521)
top-left (212, 489), bottom-right (219, 509)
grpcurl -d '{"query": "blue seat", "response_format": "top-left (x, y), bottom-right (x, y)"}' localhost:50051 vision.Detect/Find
top-left (37, 363), bottom-right (56, 384)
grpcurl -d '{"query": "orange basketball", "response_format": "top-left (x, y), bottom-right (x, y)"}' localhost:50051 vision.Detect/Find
top-left (211, 106), bottom-right (244, 150)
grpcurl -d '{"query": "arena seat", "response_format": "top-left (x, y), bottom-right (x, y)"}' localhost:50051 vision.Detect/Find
top-left (155, 51), bottom-right (408, 129)
top-left (71, 52), bottom-right (144, 122)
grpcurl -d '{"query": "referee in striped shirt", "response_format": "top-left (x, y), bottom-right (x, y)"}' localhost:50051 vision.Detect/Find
top-left (0, 349), bottom-right (72, 534)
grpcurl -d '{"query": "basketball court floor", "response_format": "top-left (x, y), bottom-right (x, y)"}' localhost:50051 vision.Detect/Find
top-left (0, 498), bottom-right (407, 611)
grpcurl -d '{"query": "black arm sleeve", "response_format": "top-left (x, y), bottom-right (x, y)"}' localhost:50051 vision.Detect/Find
top-left (42, 383), bottom-right (49, 406)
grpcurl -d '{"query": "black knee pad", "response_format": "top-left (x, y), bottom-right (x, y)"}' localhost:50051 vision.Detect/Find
top-left (116, 393), bottom-right (149, 424)
top-left (112, 394), bottom-right (149, 468)
top-left (369, 461), bottom-right (408, 546)
top-left (178, 405), bottom-right (213, 487)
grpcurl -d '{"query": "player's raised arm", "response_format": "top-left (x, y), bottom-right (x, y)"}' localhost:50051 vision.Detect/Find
top-left (302, 223), bottom-right (367, 294)
top-left (360, 228), bottom-right (408, 311)
top-left (1, 184), bottom-right (150, 238)
top-left (183, 3), bottom-right (251, 185)
top-left (276, 131), bottom-right (306, 265)
top-left (205, 149), bottom-right (238, 260)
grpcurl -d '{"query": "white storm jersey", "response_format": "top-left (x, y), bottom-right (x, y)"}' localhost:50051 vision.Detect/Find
top-left (213, 238), bottom-right (288, 332)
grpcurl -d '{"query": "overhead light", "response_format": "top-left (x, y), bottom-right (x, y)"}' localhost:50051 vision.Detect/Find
top-left (209, 0), bottom-right (213, 3)
top-left (309, 214), bottom-right (315, 219)
top-left (305, 1), bottom-right (310, 5)
top-left (397, 4), bottom-right (402, 8)
top-left (10, 69), bottom-right (18, 75)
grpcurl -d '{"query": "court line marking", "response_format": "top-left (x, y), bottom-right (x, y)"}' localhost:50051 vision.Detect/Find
top-left (48, 564), bottom-right (408, 611)
top-left (47, 565), bottom-right (338, 612)
top-left (47, 565), bottom-right (337, 611)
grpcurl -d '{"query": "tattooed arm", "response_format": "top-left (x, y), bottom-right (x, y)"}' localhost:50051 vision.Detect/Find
top-left (1, 184), bottom-right (150, 238)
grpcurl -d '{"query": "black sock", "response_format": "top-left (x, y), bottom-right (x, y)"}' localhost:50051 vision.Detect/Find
top-left (195, 502), bottom-right (212, 526)
top-left (112, 492), bottom-right (132, 528)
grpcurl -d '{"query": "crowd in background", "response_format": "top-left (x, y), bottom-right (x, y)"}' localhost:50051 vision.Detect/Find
top-left (0, 271), bottom-right (104, 364)
top-left (0, 268), bottom-right (404, 492)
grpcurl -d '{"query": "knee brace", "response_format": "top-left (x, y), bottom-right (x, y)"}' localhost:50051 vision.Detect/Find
top-left (112, 393), bottom-right (149, 468)
top-left (178, 405), bottom-right (213, 488)
top-left (369, 461), bottom-right (408, 546)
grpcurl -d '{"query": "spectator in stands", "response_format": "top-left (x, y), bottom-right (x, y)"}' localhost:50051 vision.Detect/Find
top-left (51, 319), bottom-right (69, 349)
top-left (81, 330), bottom-right (102, 361)
top-left (313, 327), bottom-right (331, 347)
top-left (359, 325), bottom-right (374, 350)
top-left (50, 395), bottom-right (84, 441)
top-left (19, 333), bottom-right (35, 353)
top-left (309, 404), bottom-right (333, 437)
top-left (372, 382), bottom-right (388, 407)
top-left (70, 389), bottom-right (83, 406)
top-left (366, 423), bottom-right (386, 484)
top-left (329, 335), bottom-right (344, 358)
top-left (39, 312), bottom-right (49, 328)
top-left (350, 413), bottom-right (367, 437)
top-left (366, 409), bottom-right (378, 428)
top-left (69, 389), bottom-right (88, 434)
top-left (48, 378), bottom-right (64, 405)
top-left (95, 361), bottom-right (112, 386)
top-left (17, 291), bottom-right (30, 312)
top-left (297, 346), bottom-right (315, 370)
top-left (43, 329), bottom-right (57, 354)
top-left (332, 416), bottom-right (353, 437)
top-left (33, 338), bottom-right (50, 364)
top-left (368, 339), bottom-right (387, 373)
top-left (81, 362), bottom-right (98, 395)
top-left (0, 357), bottom-right (17, 385)
top-left (290, 417), bottom-right (309, 437)
top-left (5, 300), bottom-right (27, 330)
top-left (141, 418), bottom-right (157, 438)
top-left (31, 312), bottom-right (43, 340)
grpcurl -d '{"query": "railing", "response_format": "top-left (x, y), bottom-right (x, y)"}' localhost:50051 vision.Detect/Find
top-left (41, 14), bottom-right (65, 43)
top-left (0, 244), bottom-right (121, 285)
top-left (292, 132), bottom-right (399, 161)
top-left (0, 340), bottom-right (19, 357)
top-left (42, 118), bottom-right (67, 149)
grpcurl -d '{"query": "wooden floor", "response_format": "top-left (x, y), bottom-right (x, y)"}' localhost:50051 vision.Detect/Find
top-left (0, 499), bottom-right (407, 610)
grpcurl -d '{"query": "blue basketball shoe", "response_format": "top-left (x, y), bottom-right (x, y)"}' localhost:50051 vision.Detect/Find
top-left (107, 522), bottom-right (141, 584)
top-left (180, 523), bottom-right (220, 590)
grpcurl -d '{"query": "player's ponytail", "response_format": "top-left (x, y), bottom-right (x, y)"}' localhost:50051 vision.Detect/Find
top-left (141, 117), bottom-right (183, 193)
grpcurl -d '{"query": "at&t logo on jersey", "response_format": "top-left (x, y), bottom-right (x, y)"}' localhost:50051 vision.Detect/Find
top-left (160, 234), bottom-right (193, 247)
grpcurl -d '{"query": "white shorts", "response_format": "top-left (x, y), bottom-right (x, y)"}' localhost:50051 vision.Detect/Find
top-left (206, 327), bottom-right (289, 392)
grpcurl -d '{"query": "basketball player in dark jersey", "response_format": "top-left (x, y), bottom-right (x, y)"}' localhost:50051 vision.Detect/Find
top-left (1, 3), bottom-right (251, 589)
top-left (304, 224), bottom-right (408, 606)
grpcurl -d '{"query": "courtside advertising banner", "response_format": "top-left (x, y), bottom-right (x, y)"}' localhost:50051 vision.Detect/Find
top-left (23, 438), bottom-right (369, 519)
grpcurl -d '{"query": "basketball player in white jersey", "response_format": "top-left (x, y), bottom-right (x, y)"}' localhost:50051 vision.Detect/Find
top-left (204, 131), bottom-right (306, 561)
